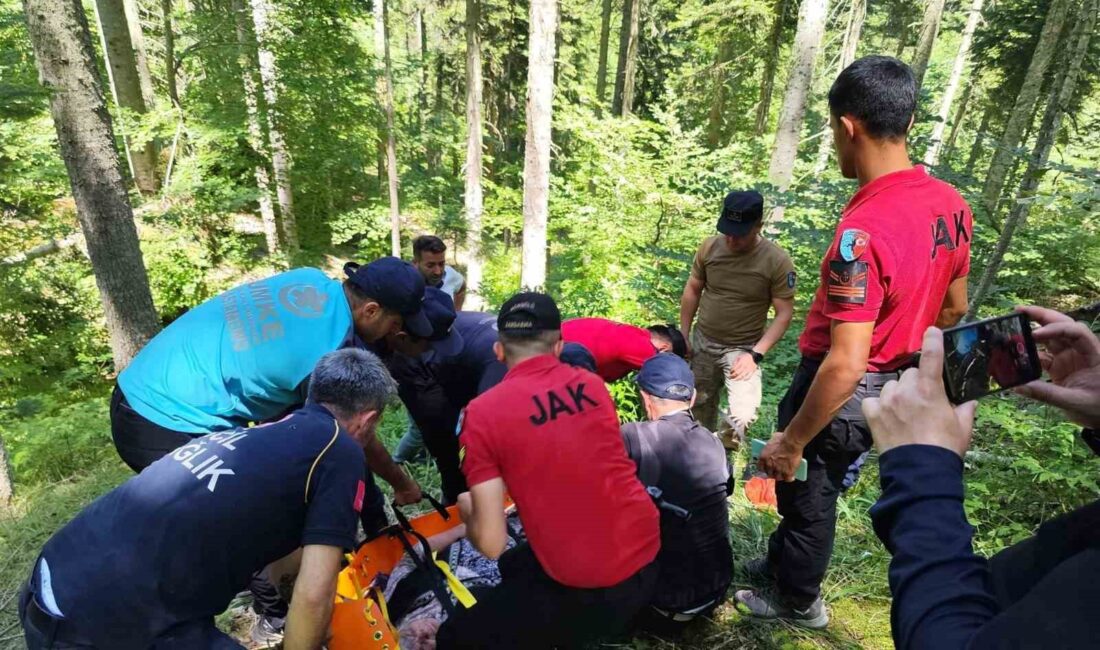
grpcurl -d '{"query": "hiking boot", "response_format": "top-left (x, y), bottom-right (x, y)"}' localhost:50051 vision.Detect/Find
top-left (250, 614), bottom-right (285, 648)
top-left (734, 589), bottom-right (829, 629)
top-left (741, 556), bottom-right (776, 584)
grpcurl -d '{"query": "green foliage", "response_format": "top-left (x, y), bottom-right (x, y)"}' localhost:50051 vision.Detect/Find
top-left (0, 392), bottom-right (118, 485)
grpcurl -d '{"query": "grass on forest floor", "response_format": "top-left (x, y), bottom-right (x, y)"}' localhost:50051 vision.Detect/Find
top-left (0, 402), bottom-right (895, 649)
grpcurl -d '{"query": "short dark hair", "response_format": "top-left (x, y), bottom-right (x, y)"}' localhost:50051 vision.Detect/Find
top-left (412, 235), bottom-right (446, 259)
top-left (499, 329), bottom-right (560, 359)
top-left (827, 55), bottom-right (916, 140)
top-left (647, 324), bottom-right (688, 358)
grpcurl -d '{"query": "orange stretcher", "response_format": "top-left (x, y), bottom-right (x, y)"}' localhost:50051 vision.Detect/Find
top-left (329, 495), bottom-right (510, 650)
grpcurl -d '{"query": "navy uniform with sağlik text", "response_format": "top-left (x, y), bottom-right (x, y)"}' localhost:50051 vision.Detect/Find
top-left (18, 401), bottom-right (365, 650)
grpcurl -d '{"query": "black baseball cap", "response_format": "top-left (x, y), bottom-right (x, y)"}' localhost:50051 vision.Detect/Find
top-left (560, 342), bottom-right (597, 373)
top-left (343, 257), bottom-right (431, 338)
top-left (717, 190), bottom-right (764, 236)
top-left (497, 292), bottom-right (561, 334)
top-left (420, 287), bottom-right (465, 357)
top-left (636, 353), bottom-right (695, 401)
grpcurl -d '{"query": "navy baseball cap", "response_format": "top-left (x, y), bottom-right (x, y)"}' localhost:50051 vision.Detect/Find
top-left (636, 353), bottom-right (695, 401)
top-left (560, 342), bottom-right (597, 373)
top-left (497, 292), bottom-right (561, 334)
top-left (717, 190), bottom-right (764, 236)
top-left (421, 287), bottom-right (464, 357)
top-left (343, 257), bottom-right (431, 338)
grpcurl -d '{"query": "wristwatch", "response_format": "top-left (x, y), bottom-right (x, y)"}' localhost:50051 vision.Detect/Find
top-left (750, 350), bottom-right (764, 364)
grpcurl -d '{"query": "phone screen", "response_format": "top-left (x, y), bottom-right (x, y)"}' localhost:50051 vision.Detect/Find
top-left (942, 312), bottom-right (1042, 403)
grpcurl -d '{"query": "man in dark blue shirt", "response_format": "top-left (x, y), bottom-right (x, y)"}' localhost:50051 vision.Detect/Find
top-left (18, 349), bottom-right (399, 650)
top-left (385, 308), bottom-right (506, 502)
top-left (864, 307), bottom-right (1100, 649)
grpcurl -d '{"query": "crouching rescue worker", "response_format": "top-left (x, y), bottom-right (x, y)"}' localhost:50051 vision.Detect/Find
top-left (437, 292), bottom-right (661, 649)
top-left (622, 354), bottom-right (734, 633)
top-left (562, 317), bottom-right (687, 382)
top-left (18, 349), bottom-right (397, 650)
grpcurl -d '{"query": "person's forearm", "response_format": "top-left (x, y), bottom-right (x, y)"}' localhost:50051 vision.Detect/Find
top-left (754, 309), bottom-right (794, 355)
top-left (935, 305), bottom-right (966, 329)
top-left (783, 353), bottom-right (863, 446)
top-left (870, 445), bottom-right (998, 649)
top-left (679, 288), bottom-right (701, 337)
top-left (283, 596), bottom-right (333, 650)
top-left (364, 433), bottom-right (414, 490)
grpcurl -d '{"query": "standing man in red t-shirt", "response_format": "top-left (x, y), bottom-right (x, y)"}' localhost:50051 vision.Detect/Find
top-left (437, 292), bottom-right (661, 649)
top-left (736, 56), bottom-right (972, 627)
top-left (562, 317), bottom-right (687, 382)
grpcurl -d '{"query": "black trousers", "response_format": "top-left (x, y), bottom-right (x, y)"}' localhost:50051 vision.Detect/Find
top-left (766, 357), bottom-right (897, 608)
top-left (19, 577), bottom-right (242, 649)
top-left (436, 543), bottom-right (658, 649)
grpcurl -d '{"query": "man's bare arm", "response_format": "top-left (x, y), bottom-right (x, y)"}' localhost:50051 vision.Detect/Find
top-left (453, 283), bottom-right (467, 311)
top-left (754, 296), bottom-right (795, 355)
top-left (458, 479), bottom-right (507, 559)
top-left (760, 320), bottom-right (873, 481)
top-left (283, 544), bottom-right (343, 650)
top-left (680, 276), bottom-right (705, 346)
top-left (364, 432), bottom-right (421, 505)
top-left (936, 276), bottom-right (968, 328)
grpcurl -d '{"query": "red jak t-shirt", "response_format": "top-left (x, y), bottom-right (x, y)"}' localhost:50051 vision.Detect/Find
top-left (562, 317), bottom-right (657, 382)
top-left (799, 165), bottom-right (973, 371)
top-left (458, 354), bottom-right (660, 588)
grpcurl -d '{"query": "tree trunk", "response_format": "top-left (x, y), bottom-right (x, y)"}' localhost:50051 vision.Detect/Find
top-left (0, 435), bottom-right (11, 505)
top-left (232, 0), bottom-right (279, 255)
top-left (611, 0), bottom-right (639, 116)
top-left (967, 0), bottom-right (1095, 317)
top-left (92, 0), bottom-right (158, 195)
top-left (768, 0), bottom-right (829, 223)
top-left (162, 0), bottom-right (179, 106)
top-left (24, 0), bottom-right (162, 371)
top-left (911, 0), bottom-right (947, 91)
top-left (943, 64), bottom-right (978, 159)
top-left (123, 0), bottom-right (155, 107)
top-left (375, 0), bottom-right (401, 257)
top-left (250, 0), bottom-right (297, 253)
top-left (923, 0), bottom-right (983, 166)
top-left (755, 0), bottom-right (787, 136)
top-left (706, 40), bottom-right (735, 148)
top-left (465, 0), bottom-right (485, 306)
top-left (812, 0), bottom-right (865, 172)
top-left (596, 0), bottom-right (614, 105)
top-left (980, 0), bottom-right (1069, 215)
top-left (964, 103), bottom-right (992, 174)
top-left (520, 0), bottom-right (558, 290)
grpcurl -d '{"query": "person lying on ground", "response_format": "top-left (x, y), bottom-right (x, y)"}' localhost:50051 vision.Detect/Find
top-left (18, 349), bottom-right (398, 650)
top-left (377, 514), bottom-right (526, 650)
top-left (621, 354), bottom-right (734, 633)
top-left (864, 307), bottom-right (1100, 649)
top-left (438, 292), bottom-right (661, 649)
top-left (562, 316), bottom-right (686, 382)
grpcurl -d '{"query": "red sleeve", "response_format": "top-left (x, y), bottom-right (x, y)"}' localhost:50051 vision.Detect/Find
top-left (458, 405), bottom-right (500, 487)
top-left (821, 227), bottom-right (891, 323)
top-left (619, 325), bottom-right (657, 372)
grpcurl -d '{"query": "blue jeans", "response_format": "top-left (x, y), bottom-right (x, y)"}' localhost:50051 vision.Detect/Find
top-left (393, 414), bottom-right (426, 463)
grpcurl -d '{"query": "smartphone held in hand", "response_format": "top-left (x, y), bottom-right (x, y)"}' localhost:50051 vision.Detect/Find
top-left (942, 312), bottom-right (1042, 404)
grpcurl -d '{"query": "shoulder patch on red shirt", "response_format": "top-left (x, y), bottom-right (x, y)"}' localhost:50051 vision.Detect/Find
top-left (827, 260), bottom-right (869, 305)
top-left (839, 229), bottom-right (870, 262)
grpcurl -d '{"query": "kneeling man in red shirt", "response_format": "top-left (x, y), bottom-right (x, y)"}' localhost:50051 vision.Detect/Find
top-left (437, 292), bottom-right (661, 649)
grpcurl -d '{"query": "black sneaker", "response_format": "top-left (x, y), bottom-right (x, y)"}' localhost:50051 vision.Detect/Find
top-left (250, 614), bottom-right (285, 647)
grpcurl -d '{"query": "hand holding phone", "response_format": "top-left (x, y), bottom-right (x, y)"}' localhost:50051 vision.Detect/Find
top-left (941, 312), bottom-right (1042, 404)
top-left (750, 438), bottom-right (808, 481)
